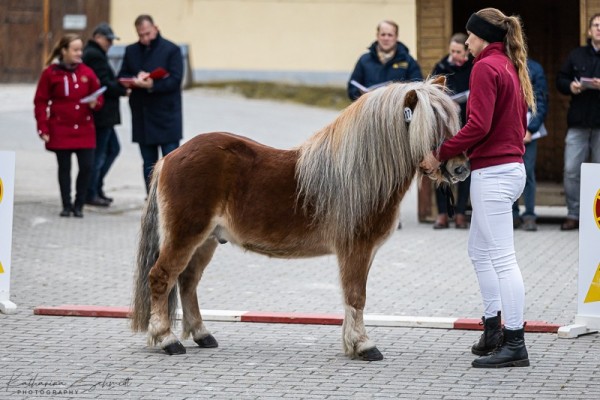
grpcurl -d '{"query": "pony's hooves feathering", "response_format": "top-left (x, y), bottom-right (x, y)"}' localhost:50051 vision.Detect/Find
top-left (359, 347), bottom-right (384, 361)
top-left (194, 334), bottom-right (219, 348)
top-left (163, 341), bottom-right (187, 355)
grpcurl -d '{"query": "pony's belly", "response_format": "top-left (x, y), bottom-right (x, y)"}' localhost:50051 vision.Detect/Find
top-left (240, 241), bottom-right (331, 259)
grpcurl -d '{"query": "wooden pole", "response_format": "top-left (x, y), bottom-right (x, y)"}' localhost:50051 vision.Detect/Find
top-left (42, 0), bottom-right (50, 67)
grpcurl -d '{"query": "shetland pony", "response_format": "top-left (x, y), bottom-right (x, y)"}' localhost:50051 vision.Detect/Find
top-left (131, 76), bottom-right (470, 360)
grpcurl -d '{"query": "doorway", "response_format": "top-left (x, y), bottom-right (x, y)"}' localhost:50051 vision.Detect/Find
top-left (453, 0), bottom-right (580, 182)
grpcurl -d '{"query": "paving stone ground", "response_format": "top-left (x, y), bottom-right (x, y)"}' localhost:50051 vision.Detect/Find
top-left (0, 84), bottom-right (598, 399)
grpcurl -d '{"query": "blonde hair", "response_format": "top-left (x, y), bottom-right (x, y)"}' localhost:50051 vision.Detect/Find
top-left (296, 78), bottom-right (460, 246)
top-left (45, 34), bottom-right (81, 66)
top-left (476, 8), bottom-right (535, 113)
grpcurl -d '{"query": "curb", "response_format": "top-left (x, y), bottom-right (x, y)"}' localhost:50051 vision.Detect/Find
top-left (33, 305), bottom-right (561, 333)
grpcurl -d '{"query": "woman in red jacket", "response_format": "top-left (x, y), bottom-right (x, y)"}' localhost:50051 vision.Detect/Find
top-left (34, 34), bottom-right (104, 217)
top-left (421, 8), bottom-right (535, 368)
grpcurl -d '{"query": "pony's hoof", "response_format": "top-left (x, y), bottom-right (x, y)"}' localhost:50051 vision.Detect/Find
top-left (195, 334), bottom-right (219, 348)
top-left (163, 341), bottom-right (186, 355)
top-left (359, 347), bottom-right (384, 361)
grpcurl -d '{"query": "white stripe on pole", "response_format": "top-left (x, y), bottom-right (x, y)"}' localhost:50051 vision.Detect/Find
top-left (0, 151), bottom-right (17, 314)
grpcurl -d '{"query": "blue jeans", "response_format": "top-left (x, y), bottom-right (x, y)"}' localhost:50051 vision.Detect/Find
top-left (512, 139), bottom-right (537, 220)
top-left (468, 163), bottom-right (526, 329)
top-left (564, 128), bottom-right (600, 219)
top-left (139, 141), bottom-right (179, 193)
top-left (88, 126), bottom-right (120, 199)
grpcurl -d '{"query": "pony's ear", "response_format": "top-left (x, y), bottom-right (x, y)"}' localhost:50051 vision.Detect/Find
top-left (431, 75), bottom-right (446, 87)
top-left (403, 90), bottom-right (418, 110)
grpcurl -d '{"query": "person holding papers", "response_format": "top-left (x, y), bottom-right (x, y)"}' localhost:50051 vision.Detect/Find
top-left (118, 14), bottom-right (183, 193)
top-left (347, 20), bottom-right (422, 101)
top-left (83, 23), bottom-right (128, 207)
top-left (512, 59), bottom-right (548, 231)
top-left (347, 20), bottom-right (422, 229)
top-left (431, 33), bottom-right (473, 230)
top-left (556, 13), bottom-right (600, 231)
top-left (34, 34), bottom-right (104, 218)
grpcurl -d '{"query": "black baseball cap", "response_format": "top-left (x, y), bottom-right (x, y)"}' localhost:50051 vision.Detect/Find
top-left (92, 23), bottom-right (120, 41)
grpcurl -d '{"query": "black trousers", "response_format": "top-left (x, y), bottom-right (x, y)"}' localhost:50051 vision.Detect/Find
top-left (54, 149), bottom-right (94, 208)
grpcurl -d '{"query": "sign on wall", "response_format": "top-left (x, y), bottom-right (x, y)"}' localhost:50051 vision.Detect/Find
top-left (0, 151), bottom-right (17, 314)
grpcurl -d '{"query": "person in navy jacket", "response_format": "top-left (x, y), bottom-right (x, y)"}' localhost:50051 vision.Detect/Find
top-left (118, 14), bottom-right (183, 193)
top-left (421, 8), bottom-right (536, 369)
top-left (34, 34), bottom-right (104, 218)
top-left (347, 20), bottom-right (423, 101)
top-left (512, 59), bottom-right (548, 231)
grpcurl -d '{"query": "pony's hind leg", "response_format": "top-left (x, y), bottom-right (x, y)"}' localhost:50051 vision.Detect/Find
top-left (179, 238), bottom-right (219, 349)
top-left (148, 239), bottom-right (201, 355)
top-left (338, 247), bottom-right (383, 361)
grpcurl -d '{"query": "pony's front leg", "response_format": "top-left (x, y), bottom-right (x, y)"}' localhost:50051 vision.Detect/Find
top-left (338, 247), bottom-right (383, 361)
top-left (179, 239), bottom-right (219, 349)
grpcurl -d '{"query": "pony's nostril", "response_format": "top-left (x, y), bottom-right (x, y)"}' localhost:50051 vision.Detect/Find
top-left (454, 166), bottom-right (465, 175)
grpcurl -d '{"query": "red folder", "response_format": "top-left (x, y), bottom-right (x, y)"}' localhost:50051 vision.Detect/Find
top-left (149, 67), bottom-right (169, 80)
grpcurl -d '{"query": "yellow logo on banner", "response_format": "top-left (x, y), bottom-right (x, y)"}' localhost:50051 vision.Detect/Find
top-left (0, 261), bottom-right (4, 274)
top-left (0, 177), bottom-right (3, 203)
top-left (584, 263), bottom-right (600, 303)
top-left (594, 189), bottom-right (600, 229)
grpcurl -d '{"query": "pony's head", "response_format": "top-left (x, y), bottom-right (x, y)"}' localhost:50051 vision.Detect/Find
top-left (401, 76), bottom-right (470, 185)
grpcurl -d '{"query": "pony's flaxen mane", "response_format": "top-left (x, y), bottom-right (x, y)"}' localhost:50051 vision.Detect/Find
top-left (296, 78), bottom-right (460, 242)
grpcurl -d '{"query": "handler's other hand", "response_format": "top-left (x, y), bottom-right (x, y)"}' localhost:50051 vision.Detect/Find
top-left (420, 152), bottom-right (441, 174)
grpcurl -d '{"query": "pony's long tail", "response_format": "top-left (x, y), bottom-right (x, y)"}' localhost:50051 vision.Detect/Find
top-left (131, 161), bottom-right (178, 332)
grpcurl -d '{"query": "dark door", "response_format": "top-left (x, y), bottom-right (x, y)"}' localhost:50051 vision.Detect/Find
top-left (0, 0), bottom-right (45, 82)
top-left (0, 0), bottom-right (109, 83)
top-left (452, 0), bottom-right (580, 182)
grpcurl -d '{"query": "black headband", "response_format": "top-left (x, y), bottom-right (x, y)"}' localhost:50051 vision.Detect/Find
top-left (466, 13), bottom-right (507, 43)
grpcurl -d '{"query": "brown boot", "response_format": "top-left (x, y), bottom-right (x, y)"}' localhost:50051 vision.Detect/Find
top-left (455, 213), bottom-right (469, 229)
top-left (433, 214), bottom-right (449, 229)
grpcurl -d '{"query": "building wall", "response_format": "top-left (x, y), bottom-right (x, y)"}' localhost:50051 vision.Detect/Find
top-left (110, 0), bottom-right (418, 86)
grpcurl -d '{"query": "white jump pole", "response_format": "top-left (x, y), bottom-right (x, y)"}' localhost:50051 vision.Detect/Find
top-left (0, 151), bottom-right (17, 314)
top-left (558, 163), bottom-right (600, 337)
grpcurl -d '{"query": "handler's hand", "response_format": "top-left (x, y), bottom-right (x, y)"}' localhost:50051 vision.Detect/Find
top-left (419, 152), bottom-right (441, 174)
top-left (524, 130), bottom-right (532, 144)
top-left (40, 134), bottom-right (50, 143)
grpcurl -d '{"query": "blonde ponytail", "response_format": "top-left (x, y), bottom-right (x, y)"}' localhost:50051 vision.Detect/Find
top-left (476, 8), bottom-right (536, 113)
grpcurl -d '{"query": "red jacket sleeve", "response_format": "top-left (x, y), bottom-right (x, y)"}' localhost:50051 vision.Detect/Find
top-left (33, 67), bottom-right (51, 136)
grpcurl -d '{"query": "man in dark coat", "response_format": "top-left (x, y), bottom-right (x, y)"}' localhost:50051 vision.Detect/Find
top-left (118, 14), bottom-right (183, 193)
top-left (83, 23), bottom-right (128, 206)
top-left (347, 20), bottom-right (422, 101)
top-left (556, 13), bottom-right (600, 230)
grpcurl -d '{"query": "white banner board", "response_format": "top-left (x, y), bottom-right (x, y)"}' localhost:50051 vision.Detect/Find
top-left (576, 163), bottom-right (600, 325)
top-left (0, 151), bottom-right (16, 313)
top-left (559, 163), bottom-right (600, 337)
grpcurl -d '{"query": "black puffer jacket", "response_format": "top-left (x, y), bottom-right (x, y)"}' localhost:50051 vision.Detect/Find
top-left (431, 55), bottom-right (473, 126)
top-left (82, 40), bottom-right (127, 128)
top-left (556, 39), bottom-right (600, 128)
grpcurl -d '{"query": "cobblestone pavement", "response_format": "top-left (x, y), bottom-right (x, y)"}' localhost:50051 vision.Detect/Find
top-left (0, 84), bottom-right (598, 399)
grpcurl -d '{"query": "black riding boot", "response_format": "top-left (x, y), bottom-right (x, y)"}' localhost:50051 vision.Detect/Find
top-left (471, 311), bottom-right (503, 356)
top-left (472, 327), bottom-right (529, 368)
